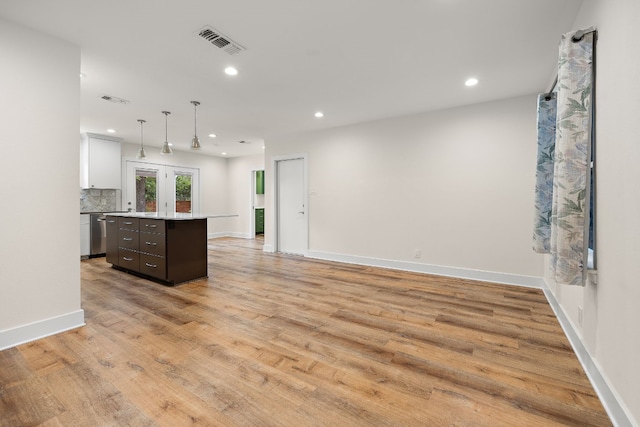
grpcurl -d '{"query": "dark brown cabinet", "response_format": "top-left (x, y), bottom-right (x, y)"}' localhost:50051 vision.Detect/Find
top-left (106, 215), bottom-right (207, 285)
top-left (105, 216), bottom-right (119, 265)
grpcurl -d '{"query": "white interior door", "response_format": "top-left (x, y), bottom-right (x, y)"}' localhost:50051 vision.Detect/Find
top-left (277, 158), bottom-right (306, 255)
top-left (126, 161), bottom-right (199, 215)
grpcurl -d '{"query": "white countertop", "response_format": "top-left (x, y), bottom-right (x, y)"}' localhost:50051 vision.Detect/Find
top-left (105, 212), bottom-right (237, 220)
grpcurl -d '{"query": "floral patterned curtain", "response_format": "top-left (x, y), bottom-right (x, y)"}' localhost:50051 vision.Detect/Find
top-left (533, 93), bottom-right (557, 253)
top-left (533, 29), bottom-right (595, 286)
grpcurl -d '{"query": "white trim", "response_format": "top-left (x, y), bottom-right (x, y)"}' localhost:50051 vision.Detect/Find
top-left (263, 244), bottom-right (274, 253)
top-left (226, 231), bottom-right (253, 239)
top-left (306, 249), bottom-right (544, 288)
top-left (207, 231), bottom-right (252, 240)
top-left (542, 282), bottom-right (636, 427)
top-left (0, 310), bottom-right (85, 351)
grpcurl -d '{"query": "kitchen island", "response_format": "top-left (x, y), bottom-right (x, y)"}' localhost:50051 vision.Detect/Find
top-left (105, 213), bottom-right (234, 285)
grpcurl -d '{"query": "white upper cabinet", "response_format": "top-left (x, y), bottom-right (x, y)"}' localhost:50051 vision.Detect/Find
top-left (80, 133), bottom-right (122, 189)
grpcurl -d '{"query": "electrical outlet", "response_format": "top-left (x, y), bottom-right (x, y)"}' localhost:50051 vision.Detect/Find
top-left (414, 249), bottom-right (421, 259)
top-left (578, 306), bottom-right (583, 327)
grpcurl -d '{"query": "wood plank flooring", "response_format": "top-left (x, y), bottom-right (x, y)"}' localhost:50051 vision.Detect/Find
top-left (0, 237), bottom-right (611, 426)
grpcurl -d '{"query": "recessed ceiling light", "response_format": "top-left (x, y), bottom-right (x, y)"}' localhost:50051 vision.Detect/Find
top-left (79, 73), bottom-right (86, 79)
top-left (224, 66), bottom-right (238, 76)
top-left (208, 133), bottom-right (217, 138)
top-left (106, 129), bottom-right (116, 133)
top-left (465, 78), bottom-right (479, 87)
top-left (314, 111), bottom-right (324, 118)
top-left (221, 152), bottom-right (227, 155)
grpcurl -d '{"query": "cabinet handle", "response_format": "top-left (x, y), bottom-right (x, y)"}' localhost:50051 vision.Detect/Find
top-left (145, 224), bottom-right (157, 228)
top-left (123, 257), bottom-right (133, 261)
top-left (145, 241), bottom-right (157, 246)
top-left (145, 262), bottom-right (157, 268)
top-left (122, 237), bottom-right (133, 241)
top-left (107, 220), bottom-right (116, 223)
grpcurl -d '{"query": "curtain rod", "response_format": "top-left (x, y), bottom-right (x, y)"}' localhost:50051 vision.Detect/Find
top-left (545, 28), bottom-right (597, 100)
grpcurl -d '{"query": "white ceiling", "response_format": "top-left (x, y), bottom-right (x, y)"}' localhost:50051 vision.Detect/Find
top-left (0, 0), bottom-right (583, 157)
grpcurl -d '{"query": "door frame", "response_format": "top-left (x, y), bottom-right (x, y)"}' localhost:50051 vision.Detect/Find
top-left (124, 160), bottom-right (200, 216)
top-left (249, 169), bottom-right (257, 238)
top-left (270, 153), bottom-right (308, 255)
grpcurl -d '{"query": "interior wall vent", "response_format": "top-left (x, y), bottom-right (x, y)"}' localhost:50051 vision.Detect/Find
top-left (238, 140), bottom-right (251, 144)
top-left (197, 25), bottom-right (246, 55)
top-left (101, 95), bottom-right (130, 104)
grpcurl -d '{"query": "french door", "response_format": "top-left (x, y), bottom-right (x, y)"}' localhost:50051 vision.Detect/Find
top-left (125, 161), bottom-right (200, 215)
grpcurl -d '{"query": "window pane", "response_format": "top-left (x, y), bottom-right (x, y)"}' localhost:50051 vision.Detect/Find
top-left (175, 173), bottom-right (192, 213)
top-left (135, 170), bottom-right (157, 213)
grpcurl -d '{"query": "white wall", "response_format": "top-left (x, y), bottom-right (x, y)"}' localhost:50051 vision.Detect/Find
top-left (545, 0), bottom-right (640, 424)
top-left (0, 18), bottom-right (83, 348)
top-left (265, 95), bottom-right (544, 283)
top-left (120, 142), bottom-right (234, 235)
top-left (227, 154), bottom-right (265, 238)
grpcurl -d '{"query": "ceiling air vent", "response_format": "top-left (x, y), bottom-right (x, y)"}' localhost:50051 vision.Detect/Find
top-left (197, 25), bottom-right (246, 55)
top-left (101, 95), bottom-right (130, 104)
top-left (238, 140), bottom-right (251, 144)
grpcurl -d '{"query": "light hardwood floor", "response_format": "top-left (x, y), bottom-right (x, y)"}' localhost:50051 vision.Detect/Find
top-left (1, 237), bottom-right (611, 426)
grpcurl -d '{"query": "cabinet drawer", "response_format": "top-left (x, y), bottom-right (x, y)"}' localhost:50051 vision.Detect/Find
top-left (139, 254), bottom-right (166, 280)
top-left (118, 229), bottom-right (139, 250)
top-left (139, 231), bottom-right (166, 256)
top-left (118, 217), bottom-right (139, 230)
top-left (118, 249), bottom-right (140, 270)
top-left (106, 217), bottom-right (119, 265)
top-left (140, 219), bottom-right (164, 233)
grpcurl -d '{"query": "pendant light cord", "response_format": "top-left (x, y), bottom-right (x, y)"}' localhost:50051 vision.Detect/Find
top-left (191, 100), bottom-right (200, 137)
top-left (190, 101), bottom-right (201, 150)
top-left (139, 119), bottom-right (145, 148)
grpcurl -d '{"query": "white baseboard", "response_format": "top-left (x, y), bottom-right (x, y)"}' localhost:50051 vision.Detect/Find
top-left (305, 250), bottom-right (544, 288)
top-left (208, 231), bottom-right (230, 239)
top-left (542, 284), bottom-right (635, 427)
top-left (263, 244), bottom-right (274, 253)
top-left (0, 309), bottom-right (85, 351)
top-left (227, 231), bottom-right (252, 239)
top-left (208, 231), bottom-right (254, 240)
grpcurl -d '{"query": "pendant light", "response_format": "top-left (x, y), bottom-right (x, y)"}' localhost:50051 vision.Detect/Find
top-left (160, 111), bottom-right (173, 155)
top-left (136, 119), bottom-right (146, 159)
top-left (190, 100), bottom-right (201, 150)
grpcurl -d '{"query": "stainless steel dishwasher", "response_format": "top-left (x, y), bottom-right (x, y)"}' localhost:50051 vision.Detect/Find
top-left (89, 213), bottom-right (107, 256)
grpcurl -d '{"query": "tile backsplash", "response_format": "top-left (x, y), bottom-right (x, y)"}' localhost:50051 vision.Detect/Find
top-left (80, 188), bottom-right (118, 212)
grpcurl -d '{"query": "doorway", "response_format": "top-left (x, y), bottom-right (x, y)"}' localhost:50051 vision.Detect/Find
top-left (251, 169), bottom-right (265, 238)
top-left (125, 161), bottom-right (200, 215)
top-left (274, 156), bottom-right (307, 255)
